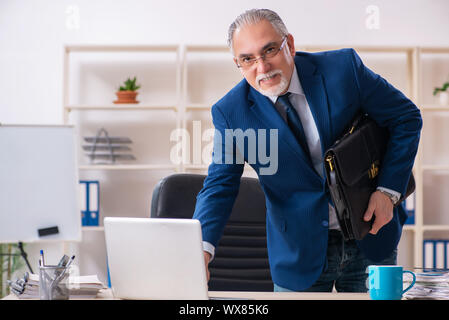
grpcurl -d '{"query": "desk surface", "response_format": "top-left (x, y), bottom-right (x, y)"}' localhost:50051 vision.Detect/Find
top-left (209, 291), bottom-right (370, 300)
top-left (3, 288), bottom-right (371, 300)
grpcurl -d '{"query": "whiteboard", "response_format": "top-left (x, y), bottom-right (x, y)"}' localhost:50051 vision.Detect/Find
top-left (0, 125), bottom-right (82, 243)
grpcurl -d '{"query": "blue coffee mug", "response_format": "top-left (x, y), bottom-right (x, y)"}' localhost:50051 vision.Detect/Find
top-left (368, 265), bottom-right (416, 300)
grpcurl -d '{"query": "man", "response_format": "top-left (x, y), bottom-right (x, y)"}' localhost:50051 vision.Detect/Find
top-left (192, 9), bottom-right (422, 292)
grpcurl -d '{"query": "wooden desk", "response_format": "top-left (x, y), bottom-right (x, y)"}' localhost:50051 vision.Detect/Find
top-left (209, 291), bottom-right (370, 300)
top-left (3, 288), bottom-right (370, 300)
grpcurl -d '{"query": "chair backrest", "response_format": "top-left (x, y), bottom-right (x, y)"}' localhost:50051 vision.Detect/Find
top-left (150, 173), bottom-right (273, 291)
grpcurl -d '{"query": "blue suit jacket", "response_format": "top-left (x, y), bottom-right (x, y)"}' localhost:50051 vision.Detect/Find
top-left (193, 48), bottom-right (422, 290)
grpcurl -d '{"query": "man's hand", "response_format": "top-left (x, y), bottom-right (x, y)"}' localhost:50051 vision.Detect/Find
top-left (363, 190), bottom-right (394, 235)
top-left (204, 251), bottom-right (211, 282)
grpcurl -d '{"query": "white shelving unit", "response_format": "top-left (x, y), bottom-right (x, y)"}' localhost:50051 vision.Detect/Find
top-left (415, 47), bottom-right (449, 269)
top-left (62, 45), bottom-right (183, 284)
top-left (61, 44), bottom-right (449, 281)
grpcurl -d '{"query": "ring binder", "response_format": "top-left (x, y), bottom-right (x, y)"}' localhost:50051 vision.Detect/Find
top-left (79, 180), bottom-right (100, 226)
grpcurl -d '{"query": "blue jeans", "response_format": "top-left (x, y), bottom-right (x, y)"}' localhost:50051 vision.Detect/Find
top-left (274, 230), bottom-right (397, 292)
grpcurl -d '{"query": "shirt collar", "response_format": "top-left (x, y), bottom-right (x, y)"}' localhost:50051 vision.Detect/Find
top-left (266, 65), bottom-right (305, 104)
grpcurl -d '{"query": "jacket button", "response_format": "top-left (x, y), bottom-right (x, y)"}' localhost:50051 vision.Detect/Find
top-left (322, 220), bottom-right (329, 227)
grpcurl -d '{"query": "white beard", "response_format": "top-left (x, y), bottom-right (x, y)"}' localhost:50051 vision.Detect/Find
top-left (255, 70), bottom-right (289, 97)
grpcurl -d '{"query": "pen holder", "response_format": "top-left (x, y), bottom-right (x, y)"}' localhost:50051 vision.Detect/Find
top-left (39, 265), bottom-right (70, 300)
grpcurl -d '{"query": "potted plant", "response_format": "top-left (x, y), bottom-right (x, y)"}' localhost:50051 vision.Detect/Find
top-left (433, 81), bottom-right (449, 106)
top-left (114, 77), bottom-right (141, 104)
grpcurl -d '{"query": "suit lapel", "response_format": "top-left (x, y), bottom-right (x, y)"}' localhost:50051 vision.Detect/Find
top-left (294, 54), bottom-right (332, 155)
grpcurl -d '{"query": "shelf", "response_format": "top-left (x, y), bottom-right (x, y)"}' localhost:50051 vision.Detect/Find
top-left (184, 164), bottom-right (259, 176)
top-left (186, 104), bottom-right (212, 110)
top-left (300, 46), bottom-right (414, 53)
top-left (422, 165), bottom-right (449, 171)
top-left (187, 45), bottom-right (416, 54)
top-left (79, 164), bottom-right (178, 171)
top-left (82, 226), bottom-right (104, 232)
top-left (65, 44), bottom-right (179, 53)
top-left (420, 105), bottom-right (449, 112)
top-left (419, 47), bottom-right (449, 54)
top-left (184, 164), bottom-right (209, 170)
top-left (422, 225), bottom-right (449, 231)
top-left (402, 225), bottom-right (449, 232)
top-left (65, 104), bottom-right (178, 112)
top-left (185, 45), bottom-right (229, 52)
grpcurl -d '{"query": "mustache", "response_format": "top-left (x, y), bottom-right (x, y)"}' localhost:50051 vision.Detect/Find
top-left (256, 70), bottom-right (283, 85)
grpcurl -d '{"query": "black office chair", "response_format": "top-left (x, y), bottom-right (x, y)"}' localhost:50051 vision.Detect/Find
top-left (150, 173), bottom-right (273, 291)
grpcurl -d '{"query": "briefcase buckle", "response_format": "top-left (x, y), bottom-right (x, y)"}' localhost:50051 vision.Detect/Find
top-left (325, 155), bottom-right (334, 171)
top-left (368, 161), bottom-right (379, 179)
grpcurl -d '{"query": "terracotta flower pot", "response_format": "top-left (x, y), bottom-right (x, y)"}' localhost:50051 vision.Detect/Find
top-left (114, 91), bottom-right (139, 104)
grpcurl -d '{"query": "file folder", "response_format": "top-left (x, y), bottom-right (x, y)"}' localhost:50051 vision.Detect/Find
top-left (444, 241), bottom-right (449, 269)
top-left (423, 239), bottom-right (449, 271)
top-left (424, 240), bottom-right (434, 270)
top-left (79, 180), bottom-right (100, 226)
top-left (88, 182), bottom-right (99, 226)
top-left (404, 191), bottom-right (415, 225)
top-left (79, 181), bottom-right (89, 226)
top-left (436, 241), bottom-right (445, 269)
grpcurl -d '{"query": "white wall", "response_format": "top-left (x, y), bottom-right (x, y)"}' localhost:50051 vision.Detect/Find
top-left (1, 0), bottom-right (448, 124)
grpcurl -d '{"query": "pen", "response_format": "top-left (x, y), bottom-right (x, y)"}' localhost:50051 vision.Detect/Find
top-left (40, 250), bottom-right (45, 267)
top-left (57, 255), bottom-right (70, 267)
top-left (50, 255), bottom-right (76, 291)
top-left (61, 255), bottom-right (75, 280)
top-left (55, 255), bottom-right (76, 281)
top-left (65, 255), bottom-right (76, 269)
top-left (54, 255), bottom-right (70, 278)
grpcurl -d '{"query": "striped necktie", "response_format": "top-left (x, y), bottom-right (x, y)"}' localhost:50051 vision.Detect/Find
top-left (276, 93), bottom-right (310, 157)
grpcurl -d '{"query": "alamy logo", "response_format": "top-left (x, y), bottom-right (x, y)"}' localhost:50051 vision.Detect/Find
top-left (170, 121), bottom-right (279, 176)
top-left (65, 5), bottom-right (80, 30)
top-left (365, 5), bottom-right (380, 30)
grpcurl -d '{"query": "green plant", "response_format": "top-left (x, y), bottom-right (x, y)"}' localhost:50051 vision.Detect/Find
top-left (0, 243), bottom-right (26, 298)
top-left (118, 76), bottom-right (141, 91)
top-left (433, 81), bottom-right (449, 96)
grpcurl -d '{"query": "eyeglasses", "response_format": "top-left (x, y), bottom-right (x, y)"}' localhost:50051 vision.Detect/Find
top-left (236, 37), bottom-right (288, 69)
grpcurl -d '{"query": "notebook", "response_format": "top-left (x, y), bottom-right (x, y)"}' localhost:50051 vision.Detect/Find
top-left (104, 217), bottom-right (209, 300)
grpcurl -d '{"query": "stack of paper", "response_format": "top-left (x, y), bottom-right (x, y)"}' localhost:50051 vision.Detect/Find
top-left (403, 271), bottom-right (449, 300)
top-left (10, 274), bottom-right (106, 299)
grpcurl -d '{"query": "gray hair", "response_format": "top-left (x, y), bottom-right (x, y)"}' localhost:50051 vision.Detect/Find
top-left (227, 9), bottom-right (289, 53)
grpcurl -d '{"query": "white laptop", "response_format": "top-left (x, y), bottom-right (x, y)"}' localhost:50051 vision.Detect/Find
top-left (104, 217), bottom-right (209, 300)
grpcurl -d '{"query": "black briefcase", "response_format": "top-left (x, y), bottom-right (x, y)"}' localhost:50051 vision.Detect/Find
top-left (324, 113), bottom-right (415, 241)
